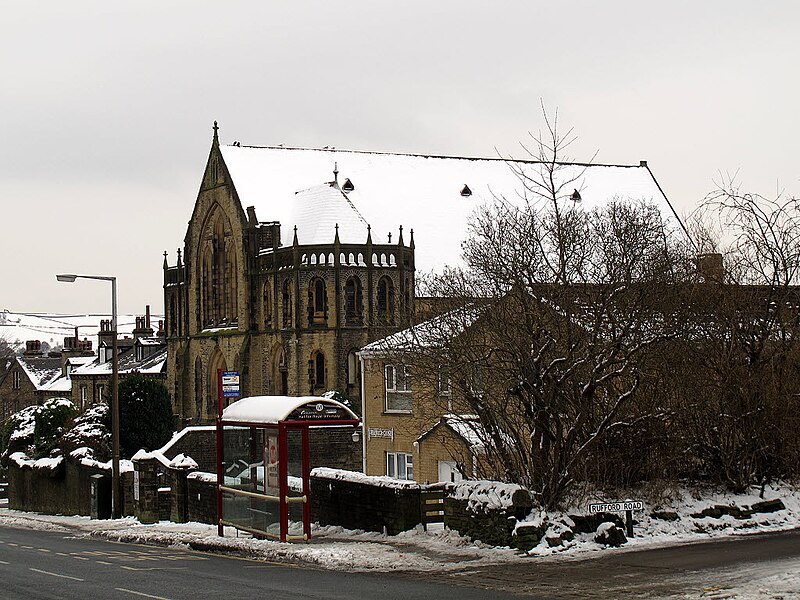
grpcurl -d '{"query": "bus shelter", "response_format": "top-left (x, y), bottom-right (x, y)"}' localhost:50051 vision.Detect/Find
top-left (216, 396), bottom-right (359, 542)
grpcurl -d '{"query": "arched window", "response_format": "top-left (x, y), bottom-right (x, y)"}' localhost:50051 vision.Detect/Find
top-left (263, 281), bottom-right (272, 328)
top-left (198, 208), bottom-right (237, 328)
top-left (308, 277), bottom-right (327, 326)
top-left (310, 351), bottom-right (326, 392)
top-left (344, 277), bottom-right (363, 325)
top-left (377, 276), bottom-right (395, 324)
top-left (282, 279), bottom-right (292, 328)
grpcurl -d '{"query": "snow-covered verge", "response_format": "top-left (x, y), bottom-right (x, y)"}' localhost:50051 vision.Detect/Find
top-left (520, 481), bottom-right (800, 558)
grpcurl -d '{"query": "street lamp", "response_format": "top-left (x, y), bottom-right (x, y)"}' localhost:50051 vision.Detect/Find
top-left (56, 273), bottom-right (121, 519)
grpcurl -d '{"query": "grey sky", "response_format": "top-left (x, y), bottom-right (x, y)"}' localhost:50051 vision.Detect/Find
top-left (2, 1), bottom-right (798, 314)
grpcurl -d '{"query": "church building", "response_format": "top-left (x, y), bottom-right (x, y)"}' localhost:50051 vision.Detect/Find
top-left (164, 124), bottom-right (684, 426)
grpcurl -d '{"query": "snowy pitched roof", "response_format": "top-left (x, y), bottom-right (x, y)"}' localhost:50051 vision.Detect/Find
top-left (72, 344), bottom-right (167, 377)
top-left (418, 414), bottom-right (487, 449)
top-left (359, 304), bottom-right (481, 356)
top-left (219, 145), bottom-right (687, 273)
top-left (16, 356), bottom-right (63, 390)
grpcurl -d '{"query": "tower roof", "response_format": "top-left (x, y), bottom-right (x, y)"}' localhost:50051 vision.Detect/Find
top-left (291, 183), bottom-right (368, 245)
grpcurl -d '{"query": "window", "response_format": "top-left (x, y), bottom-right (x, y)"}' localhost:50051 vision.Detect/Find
top-left (282, 280), bottom-right (292, 327)
top-left (377, 276), bottom-right (394, 323)
top-left (12, 370), bottom-right (21, 390)
top-left (263, 282), bottom-right (272, 328)
top-left (347, 350), bottom-right (359, 387)
top-left (311, 351), bottom-right (326, 392)
top-left (344, 277), bottom-right (363, 324)
top-left (437, 366), bottom-right (451, 396)
top-left (96, 384), bottom-right (105, 402)
top-left (308, 278), bottom-right (327, 326)
top-left (385, 364), bottom-right (411, 412)
top-left (386, 452), bottom-right (413, 480)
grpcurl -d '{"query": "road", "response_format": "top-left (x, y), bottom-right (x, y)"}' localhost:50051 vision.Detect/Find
top-left (0, 526), bottom-right (528, 600)
top-left (2, 524), bottom-right (800, 599)
top-left (411, 528), bottom-right (800, 598)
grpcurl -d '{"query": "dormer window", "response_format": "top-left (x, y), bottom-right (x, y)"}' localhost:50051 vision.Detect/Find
top-left (342, 178), bottom-right (354, 192)
top-left (460, 184), bottom-right (472, 197)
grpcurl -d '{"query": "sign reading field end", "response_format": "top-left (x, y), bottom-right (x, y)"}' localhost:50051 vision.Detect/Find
top-left (588, 500), bottom-right (644, 514)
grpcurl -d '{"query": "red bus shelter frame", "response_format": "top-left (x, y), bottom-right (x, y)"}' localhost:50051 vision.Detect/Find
top-left (216, 396), bottom-right (359, 542)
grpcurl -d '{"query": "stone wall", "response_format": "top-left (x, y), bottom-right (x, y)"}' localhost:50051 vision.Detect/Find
top-left (443, 482), bottom-right (533, 547)
top-left (8, 458), bottom-right (135, 517)
top-left (310, 471), bottom-right (426, 535)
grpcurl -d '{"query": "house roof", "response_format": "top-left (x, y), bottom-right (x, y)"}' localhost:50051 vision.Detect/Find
top-left (16, 356), bottom-right (63, 390)
top-left (72, 343), bottom-right (167, 377)
top-left (417, 414), bottom-right (487, 449)
top-left (359, 304), bottom-right (481, 356)
top-left (219, 144), bottom-right (688, 273)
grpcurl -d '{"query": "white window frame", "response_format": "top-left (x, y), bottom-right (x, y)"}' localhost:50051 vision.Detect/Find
top-left (12, 370), bottom-right (21, 390)
top-left (437, 366), bottom-right (451, 396)
top-left (384, 364), bottom-right (411, 413)
top-left (386, 452), bottom-right (413, 480)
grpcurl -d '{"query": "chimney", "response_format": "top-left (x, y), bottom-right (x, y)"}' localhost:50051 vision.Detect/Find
top-left (133, 305), bottom-right (155, 341)
top-left (24, 340), bottom-right (43, 356)
top-left (98, 319), bottom-right (115, 349)
top-left (697, 253), bottom-right (724, 283)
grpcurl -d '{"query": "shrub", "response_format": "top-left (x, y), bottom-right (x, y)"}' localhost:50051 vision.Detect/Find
top-left (118, 373), bottom-right (173, 457)
top-left (33, 398), bottom-right (77, 457)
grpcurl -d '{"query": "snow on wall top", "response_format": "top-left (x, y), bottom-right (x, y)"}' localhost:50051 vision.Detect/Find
top-left (219, 145), bottom-right (686, 273)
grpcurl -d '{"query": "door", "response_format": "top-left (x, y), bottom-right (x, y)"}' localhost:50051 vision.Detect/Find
top-left (437, 460), bottom-right (463, 483)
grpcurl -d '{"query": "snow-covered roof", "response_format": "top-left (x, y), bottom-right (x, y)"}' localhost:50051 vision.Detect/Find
top-left (417, 414), bottom-right (487, 449)
top-left (219, 145), bottom-right (687, 273)
top-left (16, 356), bottom-right (62, 390)
top-left (290, 182), bottom-right (369, 245)
top-left (359, 305), bottom-right (481, 356)
top-left (72, 344), bottom-right (167, 377)
top-left (222, 395), bottom-right (359, 425)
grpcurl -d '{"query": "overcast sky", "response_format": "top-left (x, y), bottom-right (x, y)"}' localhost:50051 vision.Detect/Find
top-left (2, 1), bottom-right (798, 315)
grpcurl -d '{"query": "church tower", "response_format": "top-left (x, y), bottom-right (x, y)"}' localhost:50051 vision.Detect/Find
top-left (163, 124), bottom-right (414, 425)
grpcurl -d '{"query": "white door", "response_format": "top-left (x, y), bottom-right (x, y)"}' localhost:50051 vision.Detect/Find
top-left (437, 460), bottom-right (463, 483)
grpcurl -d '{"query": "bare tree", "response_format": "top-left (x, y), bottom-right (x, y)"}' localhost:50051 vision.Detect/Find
top-left (677, 182), bottom-right (800, 492)
top-left (386, 110), bottom-right (694, 509)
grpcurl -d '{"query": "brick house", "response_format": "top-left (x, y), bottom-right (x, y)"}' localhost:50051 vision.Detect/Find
top-left (0, 340), bottom-right (93, 420)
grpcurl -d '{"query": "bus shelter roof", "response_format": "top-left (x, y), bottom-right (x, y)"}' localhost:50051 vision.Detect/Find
top-left (221, 395), bottom-right (359, 425)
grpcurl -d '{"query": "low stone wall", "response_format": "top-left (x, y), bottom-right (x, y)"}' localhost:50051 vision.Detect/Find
top-left (8, 457), bottom-right (135, 517)
top-left (444, 481), bottom-right (533, 547)
top-left (310, 470), bottom-right (533, 544)
top-left (311, 469), bottom-right (428, 535)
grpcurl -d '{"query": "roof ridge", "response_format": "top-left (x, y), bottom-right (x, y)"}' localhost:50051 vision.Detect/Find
top-left (224, 144), bottom-right (643, 169)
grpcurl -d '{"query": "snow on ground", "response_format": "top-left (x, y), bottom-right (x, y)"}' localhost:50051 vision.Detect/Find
top-left (1, 482), bottom-right (800, 597)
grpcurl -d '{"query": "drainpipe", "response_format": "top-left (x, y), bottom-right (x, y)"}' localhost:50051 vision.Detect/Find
top-left (359, 352), bottom-right (367, 474)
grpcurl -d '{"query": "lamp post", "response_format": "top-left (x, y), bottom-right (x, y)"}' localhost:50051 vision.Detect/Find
top-left (56, 273), bottom-right (121, 519)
